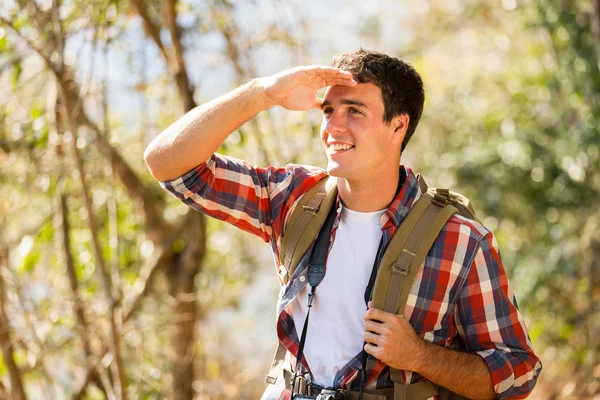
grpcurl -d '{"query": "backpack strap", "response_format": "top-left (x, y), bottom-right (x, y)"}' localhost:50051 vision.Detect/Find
top-left (266, 175), bottom-right (337, 385)
top-left (371, 191), bottom-right (458, 314)
top-left (371, 187), bottom-right (461, 400)
top-left (279, 176), bottom-right (338, 284)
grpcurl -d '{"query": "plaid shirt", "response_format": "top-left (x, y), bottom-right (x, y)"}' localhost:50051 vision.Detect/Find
top-left (161, 153), bottom-right (541, 399)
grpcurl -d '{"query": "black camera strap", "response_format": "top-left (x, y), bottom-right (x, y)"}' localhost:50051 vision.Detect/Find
top-left (291, 204), bottom-right (337, 396)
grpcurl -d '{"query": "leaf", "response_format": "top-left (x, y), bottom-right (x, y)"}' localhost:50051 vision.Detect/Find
top-left (0, 352), bottom-right (6, 376)
top-left (39, 221), bottom-right (54, 242)
top-left (22, 250), bottom-right (40, 273)
top-left (10, 59), bottom-right (22, 90)
top-left (0, 34), bottom-right (7, 52)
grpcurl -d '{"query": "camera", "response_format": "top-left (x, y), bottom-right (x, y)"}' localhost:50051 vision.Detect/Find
top-left (293, 389), bottom-right (347, 400)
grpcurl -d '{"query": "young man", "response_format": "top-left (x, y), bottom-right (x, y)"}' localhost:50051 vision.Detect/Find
top-left (144, 49), bottom-right (541, 399)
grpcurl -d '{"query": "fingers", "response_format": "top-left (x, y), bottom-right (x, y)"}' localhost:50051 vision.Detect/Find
top-left (364, 342), bottom-right (380, 358)
top-left (301, 65), bottom-right (357, 87)
top-left (312, 97), bottom-right (323, 109)
top-left (364, 306), bottom-right (394, 322)
top-left (364, 319), bottom-right (384, 334)
top-left (364, 330), bottom-right (380, 345)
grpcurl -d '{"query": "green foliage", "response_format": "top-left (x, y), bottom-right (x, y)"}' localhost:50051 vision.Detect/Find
top-left (410, 0), bottom-right (599, 395)
top-left (0, 352), bottom-right (6, 376)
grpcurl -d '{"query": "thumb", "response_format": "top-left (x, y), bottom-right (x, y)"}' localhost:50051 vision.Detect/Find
top-left (312, 97), bottom-right (323, 109)
top-left (367, 301), bottom-right (373, 309)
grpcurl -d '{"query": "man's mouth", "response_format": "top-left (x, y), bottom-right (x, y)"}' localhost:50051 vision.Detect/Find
top-left (329, 143), bottom-right (355, 153)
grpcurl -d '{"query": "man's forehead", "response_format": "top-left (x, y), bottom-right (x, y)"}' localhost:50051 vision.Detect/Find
top-left (323, 82), bottom-right (383, 106)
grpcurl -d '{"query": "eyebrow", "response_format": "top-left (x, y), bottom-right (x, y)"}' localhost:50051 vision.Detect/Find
top-left (321, 99), bottom-right (369, 110)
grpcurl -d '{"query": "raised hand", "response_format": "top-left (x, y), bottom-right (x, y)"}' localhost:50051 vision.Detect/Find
top-left (259, 66), bottom-right (357, 111)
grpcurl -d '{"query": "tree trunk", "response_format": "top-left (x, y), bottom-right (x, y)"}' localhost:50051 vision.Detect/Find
top-left (0, 250), bottom-right (28, 400)
top-left (168, 212), bottom-right (206, 400)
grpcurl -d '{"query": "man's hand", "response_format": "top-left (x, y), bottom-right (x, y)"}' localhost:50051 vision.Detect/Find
top-left (259, 66), bottom-right (357, 111)
top-left (363, 304), bottom-right (496, 399)
top-left (145, 65), bottom-right (356, 182)
top-left (363, 305), bottom-right (426, 372)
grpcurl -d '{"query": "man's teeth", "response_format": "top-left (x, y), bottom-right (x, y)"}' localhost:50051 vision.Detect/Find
top-left (330, 144), bottom-right (354, 151)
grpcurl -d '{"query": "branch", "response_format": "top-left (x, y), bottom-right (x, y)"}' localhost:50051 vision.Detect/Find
top-left (102, 37), bottom-right (123, 302)
top-left (3, 14), bottom-right (166, 245)
top-left (126, 218), bottom-right (186, 321)
top-left (73, 217), bottom-right (185, 397)
top-left (129, 0), bottom-right (170, 64)
top-left (50, 0), bottom-right (65, 73)
top-left (57, 83), bottom-right (128, 400)
top-left (83, 117), bottom-right (166, 244)
top-left (0, 16), bottom-right (54, 70)
top-left (163, 0), bottom-right (196, 112)
top-left (210, 5), bottom-right (274, 165)
top-left (0, 250), bottom-right (28, 400)
top-left (596, 0), bottom-right (600, 48)
top-left (57, 191), bottom-right (95, 357)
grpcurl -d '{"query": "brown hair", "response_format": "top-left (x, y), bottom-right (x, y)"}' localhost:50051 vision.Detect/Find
top-left (331, 49), bottom-right (425, 152)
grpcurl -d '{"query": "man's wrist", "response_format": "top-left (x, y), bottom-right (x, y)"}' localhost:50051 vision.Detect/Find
top-left (410, 338), bottom-right (432, 375)
top-left (249, 77), bottom-right (277, 110)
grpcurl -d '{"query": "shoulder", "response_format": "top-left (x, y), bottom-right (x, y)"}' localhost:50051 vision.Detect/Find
top-left (428, 213), bottom-right (497, 274)
top-left (442, 214), bottom-right (490, 243)
top-left (275, 163), bottom-right (328, 197)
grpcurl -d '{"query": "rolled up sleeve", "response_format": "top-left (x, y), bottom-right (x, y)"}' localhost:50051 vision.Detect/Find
top-left (160, 153), bottom-right (326, 243)
top-left (455, 231), bottom-right (542, 399)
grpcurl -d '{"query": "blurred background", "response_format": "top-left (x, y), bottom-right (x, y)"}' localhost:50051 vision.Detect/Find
top-left (0, 0), bottom-right (599, 398)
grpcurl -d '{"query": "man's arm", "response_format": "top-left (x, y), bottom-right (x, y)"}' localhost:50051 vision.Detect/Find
top-left (144, 66), bottom-right (356, 182)
top-left (363, 309), bottom-right (495, 399)
top-left (364, 228), bottom-right (541, 399)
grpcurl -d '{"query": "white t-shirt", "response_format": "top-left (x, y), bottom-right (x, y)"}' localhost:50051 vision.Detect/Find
top-left (289, 205), bottom-right (385, 387)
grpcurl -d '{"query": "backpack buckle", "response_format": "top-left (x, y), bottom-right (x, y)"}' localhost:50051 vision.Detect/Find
top-left (432, 189), bottom-right (451, 207)
top-left (392, 258), bottom-right (411, 275)
top-left (302, 205), bottom-right (319, 215)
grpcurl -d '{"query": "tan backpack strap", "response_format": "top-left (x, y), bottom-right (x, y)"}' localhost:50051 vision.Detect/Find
top-left (265, 341), bottom-right (287, 384)
top-left (371, 192), bottom-right (445, 313)
top-left (279, 176), bottom-right (337, 283)
top-left (389, 368), bottom-right (439, 400)
top-left (266, 176), bottom-right (337, 386)
top-left (372, 190), bottom-right (458, 400)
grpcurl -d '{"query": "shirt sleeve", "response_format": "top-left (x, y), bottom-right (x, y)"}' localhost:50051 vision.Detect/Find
top-left (159, 153), bottom-right (327, 243)
top-left (455, 230), bottom-right (542, 399)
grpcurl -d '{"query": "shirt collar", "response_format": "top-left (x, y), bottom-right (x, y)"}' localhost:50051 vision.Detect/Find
top-left (380, 165), bottom-right (421, 230)
top-left (332, 165), bottom-right (422, 231)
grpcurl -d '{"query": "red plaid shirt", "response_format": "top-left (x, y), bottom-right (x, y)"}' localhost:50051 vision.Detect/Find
top-left (161, 153), bottom-right (541, 399)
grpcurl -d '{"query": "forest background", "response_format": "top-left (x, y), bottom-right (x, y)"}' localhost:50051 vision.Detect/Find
top-left (1, 0), bottom-right (599, 399)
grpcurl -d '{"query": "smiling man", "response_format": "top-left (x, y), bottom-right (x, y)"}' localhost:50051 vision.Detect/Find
top-left (144, 49), bottom-right (541, 399)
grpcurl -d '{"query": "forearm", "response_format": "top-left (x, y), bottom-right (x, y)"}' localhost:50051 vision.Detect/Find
top-left (414, 342), bottom-right (495, 399)
top-left (144, 78), bottom-right (274, 182)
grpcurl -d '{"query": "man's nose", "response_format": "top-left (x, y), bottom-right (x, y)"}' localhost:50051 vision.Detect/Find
top-left (324, 111), bottom-right (346, 136)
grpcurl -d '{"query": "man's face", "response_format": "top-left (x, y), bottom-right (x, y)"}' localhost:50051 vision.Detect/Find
top-left (320, 82), bottom-right (403, 182)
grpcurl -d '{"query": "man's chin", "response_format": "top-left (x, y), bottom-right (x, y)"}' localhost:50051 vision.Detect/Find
top-left (326, 163), bottom-right (349, 178)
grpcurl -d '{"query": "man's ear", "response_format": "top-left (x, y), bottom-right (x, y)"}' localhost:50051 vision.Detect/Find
top-left (393, 114), bottom-right (410, 137)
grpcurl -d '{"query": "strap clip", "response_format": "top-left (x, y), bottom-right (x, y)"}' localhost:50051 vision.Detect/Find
top-left (432, 189), bottom-right (452, 207)
top-left (392, 254), bottom-right (412, 275)
top-left (302, 204), bottom-right (319, 215)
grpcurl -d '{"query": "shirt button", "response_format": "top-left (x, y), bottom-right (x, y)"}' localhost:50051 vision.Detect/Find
top-left (299, 276), bottom-right (306, 282)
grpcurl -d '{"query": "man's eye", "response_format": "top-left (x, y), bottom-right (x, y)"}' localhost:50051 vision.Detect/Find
top-left (323, 107), bottom-right (333, 114)
top-left (349, 108), bottom-right (362, 114)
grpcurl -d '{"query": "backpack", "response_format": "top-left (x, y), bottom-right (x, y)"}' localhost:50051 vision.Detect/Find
top-left (266, 174), bottom-right (479, 400)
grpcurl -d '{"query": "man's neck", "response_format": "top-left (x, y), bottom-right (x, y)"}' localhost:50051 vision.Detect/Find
top-left (337, 167), bottom-right (400, 212)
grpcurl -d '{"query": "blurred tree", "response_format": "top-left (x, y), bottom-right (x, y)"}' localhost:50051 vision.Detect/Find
top-left (409, 0), bottom-right (600, 397)
top-left (1, 0), bottom-right (599, 399)
top-left (0, 0), bottom-right (298, 398)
